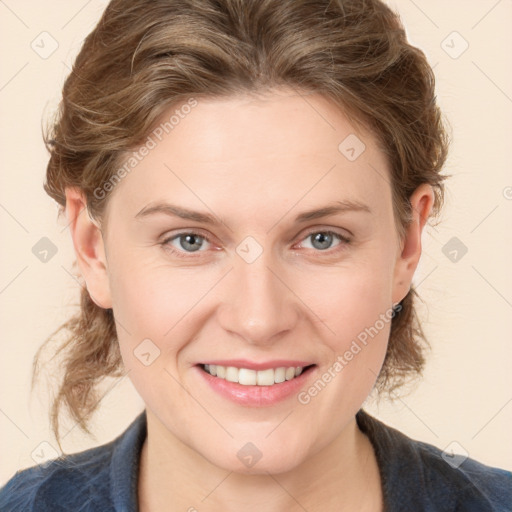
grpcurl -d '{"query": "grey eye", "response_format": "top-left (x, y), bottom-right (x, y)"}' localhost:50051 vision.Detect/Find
top-left (308, 232), bottom-right (337, 250)
top-left (176, 234), bottom-right (205, 252)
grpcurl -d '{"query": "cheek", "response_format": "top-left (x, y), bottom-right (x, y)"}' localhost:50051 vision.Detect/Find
top-left (298, 275), bottom-right (394, 412)
top-left (298, 257), bottom-right (394, 339)
top-left (295, 253), bottom-right (395, 394)
top-left (107, 256), bottom-right (218, 363)
top-left (108, 244), bottom-right (197, 325)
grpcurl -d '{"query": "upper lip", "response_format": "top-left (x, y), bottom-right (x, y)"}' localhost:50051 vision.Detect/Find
top-left (196, 359), bottom-right (315, 371)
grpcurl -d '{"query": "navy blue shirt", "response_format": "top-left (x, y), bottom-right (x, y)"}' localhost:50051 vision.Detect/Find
top-left (1, 409), bottom-right (511, 511)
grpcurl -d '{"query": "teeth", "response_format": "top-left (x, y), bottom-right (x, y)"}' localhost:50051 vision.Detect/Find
top-left (225, 366), bottom-right (239, 383)
top-left (239, 368), bottom-right (257, 385)
top-left (203, 364), bottom-right (308, 386)
top-left (274, 367), bottom-right (286, 383)
top-left (257, 368), bottom-right (274, 386)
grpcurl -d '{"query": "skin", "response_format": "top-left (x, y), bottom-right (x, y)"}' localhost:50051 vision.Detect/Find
top-left (65, 88), bottom-right (433, 512)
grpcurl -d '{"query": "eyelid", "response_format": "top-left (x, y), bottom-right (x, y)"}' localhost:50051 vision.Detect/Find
top-left (296, 225), bottom-right (352, 243)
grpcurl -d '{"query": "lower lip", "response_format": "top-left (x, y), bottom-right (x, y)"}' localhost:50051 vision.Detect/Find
top-left (194, 365), bottom-right (317, 407)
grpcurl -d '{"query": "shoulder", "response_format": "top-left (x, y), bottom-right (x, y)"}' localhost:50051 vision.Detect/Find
top-left (417, 434), bottom-right (512, 490)
top-left (0, 411), bottom-right (147, 512)
top-left (414, 437), bottom-right (512, 510)
top-left (356, 409), bottom-right (512, 511)
top-left (0, 438), bottom-right (116, 512)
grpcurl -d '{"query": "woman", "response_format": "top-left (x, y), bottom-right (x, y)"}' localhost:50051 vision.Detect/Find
top-left (1, 0), bottom-right (510, 510)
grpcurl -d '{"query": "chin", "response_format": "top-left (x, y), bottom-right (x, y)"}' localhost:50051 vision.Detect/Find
top-left (205, 444), bottom-right (305, 476)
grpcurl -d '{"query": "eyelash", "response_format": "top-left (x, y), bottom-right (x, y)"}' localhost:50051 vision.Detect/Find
top-left (160, 229), bottom-right (352, 259)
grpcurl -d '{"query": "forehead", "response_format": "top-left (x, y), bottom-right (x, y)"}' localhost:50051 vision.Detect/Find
top-left (104, 89), bottom-right (392, 227)
top-left (151, 90), bottom-right (376, 163)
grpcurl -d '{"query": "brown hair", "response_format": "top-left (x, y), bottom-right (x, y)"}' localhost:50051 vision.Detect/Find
top-left (33, 0), bottom-right (449, 450)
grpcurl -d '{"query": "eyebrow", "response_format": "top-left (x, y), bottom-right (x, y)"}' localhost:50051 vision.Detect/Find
top-left (134, 199), bottom-right (372, 224)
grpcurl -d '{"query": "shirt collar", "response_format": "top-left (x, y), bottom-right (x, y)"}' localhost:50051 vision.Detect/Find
top-left (110, 409), bottom-right (147, 512)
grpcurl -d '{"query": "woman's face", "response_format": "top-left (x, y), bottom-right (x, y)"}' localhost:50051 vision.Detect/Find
top-left (75, 88), bottom-right (430, 474)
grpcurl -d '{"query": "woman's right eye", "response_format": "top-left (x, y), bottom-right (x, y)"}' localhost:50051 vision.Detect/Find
top-left (161, 232), bottom-right (213, 257)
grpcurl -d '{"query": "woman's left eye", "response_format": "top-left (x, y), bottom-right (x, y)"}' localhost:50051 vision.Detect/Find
top-left (298, 230), bottom-right (351, 252)
top-left (160, 229), bottom-right (351, 258)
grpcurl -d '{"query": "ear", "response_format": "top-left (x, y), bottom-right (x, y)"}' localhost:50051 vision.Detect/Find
top-left (65, 187), bottom-right (112, 309)
top-left (392, 184), bottom-right (434, 305)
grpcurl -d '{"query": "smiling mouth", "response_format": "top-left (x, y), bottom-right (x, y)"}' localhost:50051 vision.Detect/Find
top-left (199, 363), bottom-right (316, 386)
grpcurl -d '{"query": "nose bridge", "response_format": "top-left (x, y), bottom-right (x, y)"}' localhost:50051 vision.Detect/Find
top-left (218, 248), bottom-right (297, 345)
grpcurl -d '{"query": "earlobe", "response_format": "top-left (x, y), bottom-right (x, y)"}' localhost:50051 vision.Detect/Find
top-left (392, 184), bottom-right (434, 305)
top-left (65, 187), bottom-right (112, 309)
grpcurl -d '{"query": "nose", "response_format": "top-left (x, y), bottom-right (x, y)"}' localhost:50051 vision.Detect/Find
top-left (217, 251), bottom-right (299, 346)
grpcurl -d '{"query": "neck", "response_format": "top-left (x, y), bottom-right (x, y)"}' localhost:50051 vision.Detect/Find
top-left (138, 410), bottom-right (383, 512)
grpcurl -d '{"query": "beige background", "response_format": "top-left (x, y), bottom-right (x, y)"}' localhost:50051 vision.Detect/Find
top-left (1, 0), bottom-right (511, 485)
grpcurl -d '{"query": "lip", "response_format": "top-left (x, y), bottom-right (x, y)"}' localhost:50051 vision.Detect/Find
top-left (195, 359), bottom-right (314, 371)
top-left (194, 363), bottom-right (317, 407)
